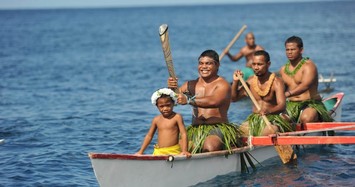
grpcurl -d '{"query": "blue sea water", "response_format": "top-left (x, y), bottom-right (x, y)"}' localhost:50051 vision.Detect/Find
top-left (0, 1), bottom-right (355, 186)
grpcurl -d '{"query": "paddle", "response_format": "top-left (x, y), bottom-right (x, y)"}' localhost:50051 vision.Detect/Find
top-left (159, 24), bottom-right (179, 93)
top-left (236, 73), bottom-right (297, 164)
top-left (219, 25), bottom-right (247, 62)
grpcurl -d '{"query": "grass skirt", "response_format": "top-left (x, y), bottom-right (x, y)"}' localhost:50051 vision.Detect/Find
top-left (186, 123), bottom-right (242, 154)
top-left (286, 100), bottom-right (333, 123)
top-left (244, 113), bottom-right (293, 136)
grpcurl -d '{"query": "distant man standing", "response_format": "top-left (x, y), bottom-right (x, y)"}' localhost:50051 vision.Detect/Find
top-left (225, 32), bottom-right (264, 80)
top-left (279, 36), bottom-right (332, 124)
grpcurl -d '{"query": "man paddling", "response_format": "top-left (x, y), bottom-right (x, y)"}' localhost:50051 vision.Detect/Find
top-left (279, 36), bottom-right (332, 124)
top-left (231, 50), bottom-right (293, 136)
top-left (168, 50), bottom-right (242, 153)
top-left (225, 32), bottom-right (264, 80)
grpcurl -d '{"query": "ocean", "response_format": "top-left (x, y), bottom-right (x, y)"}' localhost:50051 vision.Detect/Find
top-left (0, 1), bottom-right (354, 186)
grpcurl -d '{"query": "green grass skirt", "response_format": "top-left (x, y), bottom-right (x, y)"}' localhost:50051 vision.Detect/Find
top-left (286, 100), bottom-right (333, 123)
top-left (186, 123), bottom-right (243, 154)
top-left (244, 113), bottom-right (293, 136)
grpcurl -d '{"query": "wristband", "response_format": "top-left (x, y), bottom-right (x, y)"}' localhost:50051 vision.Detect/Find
top-left (187, 95), bottom-right (196, 105)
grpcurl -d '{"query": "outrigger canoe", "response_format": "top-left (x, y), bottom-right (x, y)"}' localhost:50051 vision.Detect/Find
top-left (88, 92), bottom-right (355, 187)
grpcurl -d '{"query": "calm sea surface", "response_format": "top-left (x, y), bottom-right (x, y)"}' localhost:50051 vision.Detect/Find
top-left (1, 1), bottom-right (355, 186)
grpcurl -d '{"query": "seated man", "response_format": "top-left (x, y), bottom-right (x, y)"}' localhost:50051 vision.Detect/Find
top-left (279, 36), bottom-right (332, 124)
top-left (168, 49), bottom-right (242, 153)
top-left (231, 50), bottom-right (292, 136)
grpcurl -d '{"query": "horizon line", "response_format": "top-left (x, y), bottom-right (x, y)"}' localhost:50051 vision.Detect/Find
top-left (0, 0), bottom-right (341, 11)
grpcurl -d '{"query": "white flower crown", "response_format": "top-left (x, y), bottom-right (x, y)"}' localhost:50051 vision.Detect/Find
top-left (151, 88), bottom-right (177, 105)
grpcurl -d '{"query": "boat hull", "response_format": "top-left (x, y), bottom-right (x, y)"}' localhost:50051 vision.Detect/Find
top-left (89, 146), bottom-right (277, 187)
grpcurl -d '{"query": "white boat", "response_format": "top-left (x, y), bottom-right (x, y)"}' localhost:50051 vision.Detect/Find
top-left (89, 146), bottom-right (276, 187)
top-left (319, 73), bottom-right (337, 92)
top-left (88, 93), bottom-right (350, 187)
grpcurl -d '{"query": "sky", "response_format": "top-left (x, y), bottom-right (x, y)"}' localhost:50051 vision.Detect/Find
top-left (0, 0), bottom-right (337, 10)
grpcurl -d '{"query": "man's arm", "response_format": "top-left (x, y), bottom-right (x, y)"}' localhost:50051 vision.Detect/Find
top-left (227, 49), bottom-right (244, 62)
top-left (231, 70), bottom-right (247, 102)
top-left (286, 62), bottom-right (317, 97)
top-left (257, 45), bottom-right (265, 50)
top-left (136, 118), bottom-right (157, 155)
top-left (167, 77), bottom-right (191, 105)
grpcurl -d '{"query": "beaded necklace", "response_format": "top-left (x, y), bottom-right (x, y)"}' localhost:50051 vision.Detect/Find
top-left (284, 57), bottom-right (309, 77)
top-left (251, 73), bottom-right (275, 97)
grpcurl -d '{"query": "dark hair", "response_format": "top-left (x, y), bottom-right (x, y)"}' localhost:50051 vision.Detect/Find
top-left (285, 36), bottom-right (303, 48)
top-left (254, 50), bottom-right (270, 63)
top-left (198, 49), bottom-right (219, 64)
top-left (156, 94), bottom-right (174, 105)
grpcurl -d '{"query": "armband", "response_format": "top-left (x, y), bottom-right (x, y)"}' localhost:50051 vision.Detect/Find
top-left (186, 95), bottom-right (196, 106)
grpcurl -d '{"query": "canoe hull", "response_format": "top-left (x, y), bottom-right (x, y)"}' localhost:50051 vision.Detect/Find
top-left (89, 146), bottom-right (277, 187)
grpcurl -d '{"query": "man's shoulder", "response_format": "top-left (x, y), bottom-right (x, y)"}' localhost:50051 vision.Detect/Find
top-left (302, 58), bottom-right (317, 71)
top-left (246, 75), bottom-right (255, 84)
top-left (256, 45), bottom-right (264, 50)
top-left (273, 75), bottom-right (285, 85)
top-left (240, 46), bottom-right (249, 53)
top-left (279, 65), bottom-right (286, 74)
top-left (305, 58), bottom-right (316, 66)
top-left (216, 76), bottom-right (230, 85)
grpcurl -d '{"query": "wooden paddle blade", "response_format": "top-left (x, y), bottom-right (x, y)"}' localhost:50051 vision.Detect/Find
top-left (159, 24), bottom-right (176, 79)
top-left (274, 145), bottom-right (297, 164)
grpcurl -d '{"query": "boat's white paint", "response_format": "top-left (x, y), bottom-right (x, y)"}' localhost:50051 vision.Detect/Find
top-left (90, 146), bottom-right (277, 187)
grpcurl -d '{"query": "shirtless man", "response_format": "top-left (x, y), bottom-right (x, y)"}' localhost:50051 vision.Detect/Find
top-left (280, 36), bottom-right (332, 124)
top-left (232, 50), bottom-right (292, 136)
top-left (168, 50), bottom-right (241, 153)
top-left (226, 32), bottom-right (264, 80)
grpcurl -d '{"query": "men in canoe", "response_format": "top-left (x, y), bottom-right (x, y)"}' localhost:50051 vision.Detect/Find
top-left (280, 36), bottom-right (332, 124)
top-left (136, 88), bottom-right (190, 156)
top-left (225, 32), bottom-right (264, 81)
top-left (168, 49), bottom-right (242, 153)
top-left (231, 50), bottom-right (293, 136)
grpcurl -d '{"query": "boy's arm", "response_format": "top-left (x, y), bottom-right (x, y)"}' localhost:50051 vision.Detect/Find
top-left (176, 114), bottom-right (191, 157)
top-left (136, 118), bottom-right (157, 155)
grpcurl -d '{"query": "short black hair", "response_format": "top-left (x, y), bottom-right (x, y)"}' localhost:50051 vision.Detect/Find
top-left (156, 94), bottom-right (174, 105)
top-left (198, 49), bottom-right (219, 64)
top-left (254, 50), bottom-right (270, 63)
top-left (285, 36), bottom-right (303, 49)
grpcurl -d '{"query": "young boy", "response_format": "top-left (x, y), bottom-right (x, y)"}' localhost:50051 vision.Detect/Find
top-left (136, 88), bottom-right (190, 156)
